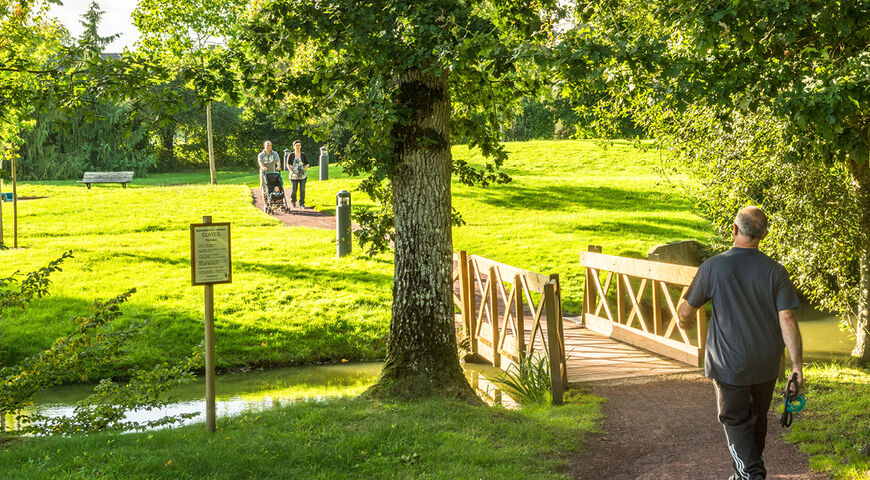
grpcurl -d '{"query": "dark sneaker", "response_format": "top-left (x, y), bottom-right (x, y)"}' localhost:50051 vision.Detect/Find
top-left (299, 203), bottom-right (306, 208)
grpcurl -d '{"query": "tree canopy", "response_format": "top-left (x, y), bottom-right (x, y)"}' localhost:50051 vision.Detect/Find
top-left (560, 0), bottom-right (870, 362)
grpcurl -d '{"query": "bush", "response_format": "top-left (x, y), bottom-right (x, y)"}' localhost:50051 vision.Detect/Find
top-left (0, 255), bottom-right (200, 435)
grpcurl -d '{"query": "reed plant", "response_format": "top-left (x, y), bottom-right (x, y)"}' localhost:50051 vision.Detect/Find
top-left (493, 354), bottom-right (552, 405)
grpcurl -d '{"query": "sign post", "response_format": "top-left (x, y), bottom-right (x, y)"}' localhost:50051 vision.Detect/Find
top-left (11, 155), bottom-right (17, 248)
top-left (190, 216), bottom-right (232, 432)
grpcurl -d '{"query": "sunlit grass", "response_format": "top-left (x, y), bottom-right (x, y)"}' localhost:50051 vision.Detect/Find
top-left (0, 179), bottom-right (392, 374)
top-left (781, 363), bottom-right (870, 479)
top-left (0, 392), bottom-right (603, 480)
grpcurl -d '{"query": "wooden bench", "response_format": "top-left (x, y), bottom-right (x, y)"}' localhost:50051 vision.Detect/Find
top-left (77, 171), bottom-right (134, 189)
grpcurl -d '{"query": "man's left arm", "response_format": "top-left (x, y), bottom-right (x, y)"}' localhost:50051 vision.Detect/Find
top-left (779, 308), bottom-right (803, 391)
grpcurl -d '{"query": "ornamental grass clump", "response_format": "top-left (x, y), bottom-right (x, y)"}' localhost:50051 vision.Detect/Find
top-left (493, 354), bottom-right (552, 406)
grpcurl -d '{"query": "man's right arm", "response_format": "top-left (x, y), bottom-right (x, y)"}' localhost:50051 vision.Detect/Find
top-left (779, 308), bottom-right (803, 391)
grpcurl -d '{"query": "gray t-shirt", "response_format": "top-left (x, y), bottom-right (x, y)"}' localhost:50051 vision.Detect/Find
top-left (684, 247), bottom-right (800, 385)
top-left (258, 151), bottom-right (280, 172)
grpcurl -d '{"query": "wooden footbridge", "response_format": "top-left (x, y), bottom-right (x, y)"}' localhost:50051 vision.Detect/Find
top-left (453, 247), bottom-right (707, 403)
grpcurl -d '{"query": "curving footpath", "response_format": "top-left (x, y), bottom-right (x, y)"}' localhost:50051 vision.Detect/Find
top-left (569, 374), bottom-right (829, 480)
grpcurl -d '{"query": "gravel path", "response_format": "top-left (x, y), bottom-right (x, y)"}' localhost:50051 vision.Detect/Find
top-left (569, 375), bottom-right (828, 480)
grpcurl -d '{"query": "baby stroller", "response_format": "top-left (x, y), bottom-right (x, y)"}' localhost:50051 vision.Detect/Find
top-left (262, 172), bottom-right (289, 214)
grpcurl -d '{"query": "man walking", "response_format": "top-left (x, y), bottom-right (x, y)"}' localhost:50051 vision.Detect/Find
top-left (678, 206), bottom-right (803, 480)
top-left (258, 140), bottom-right (282, 194)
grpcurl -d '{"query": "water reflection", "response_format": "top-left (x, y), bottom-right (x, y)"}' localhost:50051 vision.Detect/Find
top-left (6, 361), bottom-right (516, 434)
top-left (463, 363), bottom-right (518, 408)
top-left (795, 304), bottom-right (855, 362)
top-left (8, 363), bottom-right (382, 434)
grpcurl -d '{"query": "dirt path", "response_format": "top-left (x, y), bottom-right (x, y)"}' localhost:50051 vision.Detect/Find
top-left (251, 188), bottom-right (340, 230)
top-left (570, 375), bottom-right (828, 480)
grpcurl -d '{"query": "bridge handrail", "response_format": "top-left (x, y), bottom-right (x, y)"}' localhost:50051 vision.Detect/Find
top-left (580, 245), bottom-right (706, 367)
top-left (578, 251), bottom-right (697, 286)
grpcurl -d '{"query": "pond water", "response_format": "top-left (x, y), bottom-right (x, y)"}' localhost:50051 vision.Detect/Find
top-left (794, 304), bottom-right (855, 362)
top-left (2, 362), bottom-right (514, 433)
top-left (2, 307), bottom-right (851, 433)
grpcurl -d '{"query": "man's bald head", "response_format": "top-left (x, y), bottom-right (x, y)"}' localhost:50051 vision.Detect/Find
top-left (734, 206), bottom-right (768, 241)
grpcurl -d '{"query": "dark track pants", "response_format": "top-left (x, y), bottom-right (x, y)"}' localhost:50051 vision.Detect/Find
top-left (714, 379), bottom-right (777, 480)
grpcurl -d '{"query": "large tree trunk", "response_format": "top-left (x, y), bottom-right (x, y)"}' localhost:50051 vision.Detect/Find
top-left (848, 158), bottom-right (870, 364)
top-left (367, 69), bottom-right (478, 401)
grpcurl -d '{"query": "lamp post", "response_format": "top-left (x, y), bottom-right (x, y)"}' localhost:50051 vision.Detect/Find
top-left (319, 146), bottom-right (329, 181)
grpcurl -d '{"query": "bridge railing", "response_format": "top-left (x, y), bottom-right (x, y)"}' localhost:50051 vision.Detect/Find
top-left (580, 246), bottom-right (706, 367)
top-left (452, 251), bottom-right (567, 404)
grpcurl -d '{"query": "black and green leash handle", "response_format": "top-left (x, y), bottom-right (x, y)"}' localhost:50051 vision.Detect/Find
top-left (780, 372), bottom-right (806, 428)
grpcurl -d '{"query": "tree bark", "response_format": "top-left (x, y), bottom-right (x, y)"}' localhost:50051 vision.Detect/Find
top-left (367, 69), bottom-right (478, 401)
top-left (848, 158), bottom-right (870, 364)
top-left (159, 124), bottom-right (177, 169)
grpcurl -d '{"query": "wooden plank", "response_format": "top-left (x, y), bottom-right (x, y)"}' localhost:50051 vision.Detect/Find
top-left (551, 273), bottom-right (568, 387)
top-left (579, 251), bottom-right (698, 286)
top-left (467, 258), bottom-right (478, 356)
top-left (514, 274), bottom-right (525, 358)
top-left (489, 266), bottom-right (500, 368)
top-left (458, 251), bottom-right (470, 335)
top-left (584, 313), bottom-right (700, 366)
top-left (469, 254), bottom-right (550, 293)
top-left (622, 276), bottom-right (649, 333)
top-left (616, 273), bottom-right (625, 327)
top-left (81, 171), bottom-right (134, 182)
top-left (590, 269), bottom-right (615, 322)
top-left (697, 305), bottom-right (708, 359)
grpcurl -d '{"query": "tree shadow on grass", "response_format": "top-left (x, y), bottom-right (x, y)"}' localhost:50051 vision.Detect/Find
top-left (454, 183), bottom-right (693, 214)
top-left (554, 216), bottom-right (708, 239)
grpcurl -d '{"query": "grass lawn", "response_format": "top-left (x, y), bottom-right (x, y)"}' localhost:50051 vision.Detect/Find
top-left (782, 363), bottom-right (870, 480)
top-left (0, 393), bottom-right (602, 480)
top-left (0, 172), bottom-right (394, 373)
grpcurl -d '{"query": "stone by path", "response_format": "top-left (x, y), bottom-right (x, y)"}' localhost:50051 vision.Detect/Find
top-left (569, 374), bottom-right (829, 480)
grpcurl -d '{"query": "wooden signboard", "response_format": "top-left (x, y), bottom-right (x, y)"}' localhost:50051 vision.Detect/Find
top-left (189, 217), bottom-right (231, 432)
top-left (190, 222), bottom-right (232, 285)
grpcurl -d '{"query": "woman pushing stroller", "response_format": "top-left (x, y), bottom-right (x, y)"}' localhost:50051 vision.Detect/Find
top-left (284, 140), bottom-right (310, 208)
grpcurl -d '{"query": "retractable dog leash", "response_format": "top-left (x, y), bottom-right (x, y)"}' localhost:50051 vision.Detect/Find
top-left (780, 372), bottom-right (806, 427)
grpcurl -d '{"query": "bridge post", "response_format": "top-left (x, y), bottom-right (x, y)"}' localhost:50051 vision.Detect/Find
top-left (550, 273), bottom-right (567, 387)
top-left (489, 266), bottom-right (500, 368)
top-left (545, 280), bottom-right (563, 405)
top-left (467, 258), bottom-right (478, 357)
top-left (696, 304), bottom-right (708, 365)
top-left (652, 281), bottom-right (664, 336)
top-left (514, 274), bottom-right (526, 359)
top-left (459, 251), bottom-right (471, 336)
top-left (582, 245), bottom-right (603, 322)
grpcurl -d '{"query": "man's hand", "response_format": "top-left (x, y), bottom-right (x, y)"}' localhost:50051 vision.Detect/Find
top-left (788, 368), bottom-right (803, 394)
